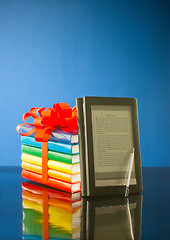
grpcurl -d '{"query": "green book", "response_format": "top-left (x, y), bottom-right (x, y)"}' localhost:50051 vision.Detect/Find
top-left (21, 144), bottom-right (80, 164)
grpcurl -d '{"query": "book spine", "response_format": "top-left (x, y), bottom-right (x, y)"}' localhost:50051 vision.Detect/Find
top-left (22, 153), bottom-right (42, 166)
top-left (22, 169), bottom-right (43, 184)
top-left (76, 98), bottom-right (87, 196)
top-left (48, 141), bottom-right (72, 154)
top-left (48, 151), bottom-right (72, 164)
top-left (50, 132), bottom-right (72, 144)
top-left (48, 169), bottom-right (72, 183)
top-left (48, 160), bottom-right (72, 174)
top-left (22, 161), bottom-right (42, 174)
top-left (48, 169), bottom-right (80, 183)
top-left (48, 178), bottom-right (72, 193)
top-left (21, 136), bottom-right (42, 148)
top-left (22, 145), bottom-right (42, 158)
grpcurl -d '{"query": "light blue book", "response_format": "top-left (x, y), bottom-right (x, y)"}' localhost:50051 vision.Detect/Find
top-left (18, 125), bottom-right (78, 144)
top-left (21, 136), bottom-right (79, 155)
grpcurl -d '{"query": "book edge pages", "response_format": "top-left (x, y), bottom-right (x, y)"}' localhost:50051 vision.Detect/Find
top-left (76, 97), bottom-right (87, 196)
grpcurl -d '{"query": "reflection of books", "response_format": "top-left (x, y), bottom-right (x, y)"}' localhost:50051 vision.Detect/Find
top-left (22, 190), bottom-right (81, 212)
top-left (22, 182), bottom-right (81, 202)
top-left (22, 182), bottom-right (81, 239)
top-left (23, 199), bottom-right (81, 231)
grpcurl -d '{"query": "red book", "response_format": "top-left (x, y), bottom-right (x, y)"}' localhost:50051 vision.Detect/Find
top-left (22, 170), bottom-right (81, 193)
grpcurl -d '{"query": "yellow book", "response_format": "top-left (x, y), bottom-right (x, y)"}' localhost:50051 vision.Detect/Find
top-left (48, 160), bottom-right (80, 174)
top-left (21, 153), bottom-right (42, 166)
top-left (22, 161), bottom-right (42, 175)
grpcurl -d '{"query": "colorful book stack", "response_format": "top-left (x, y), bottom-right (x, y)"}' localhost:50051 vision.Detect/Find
top-left (22, 182), bottom-right (81, 240)
top-left (20, 125), bottom-right (81, 193)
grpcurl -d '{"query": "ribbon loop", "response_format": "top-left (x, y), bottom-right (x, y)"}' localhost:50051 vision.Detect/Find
top-left (34, 117), bottom-right (44, 127)
top-left (17, 102), bottom-right (78, 142)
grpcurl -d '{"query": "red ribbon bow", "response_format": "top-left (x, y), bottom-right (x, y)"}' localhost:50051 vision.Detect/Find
top-left (17, 103), bottom-right (78, 142)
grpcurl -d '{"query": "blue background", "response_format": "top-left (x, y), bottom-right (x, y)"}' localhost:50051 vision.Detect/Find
top-left (0, 0), bottom-right (169, 166)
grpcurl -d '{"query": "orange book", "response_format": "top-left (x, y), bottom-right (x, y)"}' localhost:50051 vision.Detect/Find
top-left (22, 161), bottom-right (42, 174)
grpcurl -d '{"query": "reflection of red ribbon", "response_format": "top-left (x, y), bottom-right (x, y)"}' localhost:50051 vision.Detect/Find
top-left (17, 103), bottom-right (78, 142)
top-left (17, 103), bottom-right (78, 187)
top-left (42, 188), bottom-right (49, 240)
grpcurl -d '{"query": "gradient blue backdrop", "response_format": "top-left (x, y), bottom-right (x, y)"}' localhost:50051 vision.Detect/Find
top-left (0, 0), bottom-right (169, 166)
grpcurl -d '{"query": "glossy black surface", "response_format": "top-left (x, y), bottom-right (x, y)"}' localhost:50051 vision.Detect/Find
top-left (0, 167), bottom-right (170, 240)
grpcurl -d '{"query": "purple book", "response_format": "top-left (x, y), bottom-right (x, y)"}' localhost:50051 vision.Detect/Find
top-left (18, 125), bottom-right (78, 144)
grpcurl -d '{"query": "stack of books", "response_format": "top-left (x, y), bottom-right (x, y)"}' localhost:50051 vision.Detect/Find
top-left (20, 125), bottom-right (81, 193)
top-left (22, 182), bottom-right (81, 240)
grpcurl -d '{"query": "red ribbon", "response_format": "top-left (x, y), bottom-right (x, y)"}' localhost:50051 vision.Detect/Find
top-left (17, 103), bottom-right (78, 142)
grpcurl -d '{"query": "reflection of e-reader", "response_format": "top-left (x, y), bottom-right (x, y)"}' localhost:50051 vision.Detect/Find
top-left (76, 97), bottom-right (142, 197)
top-left (81, 194), bottom-right (143, 240)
